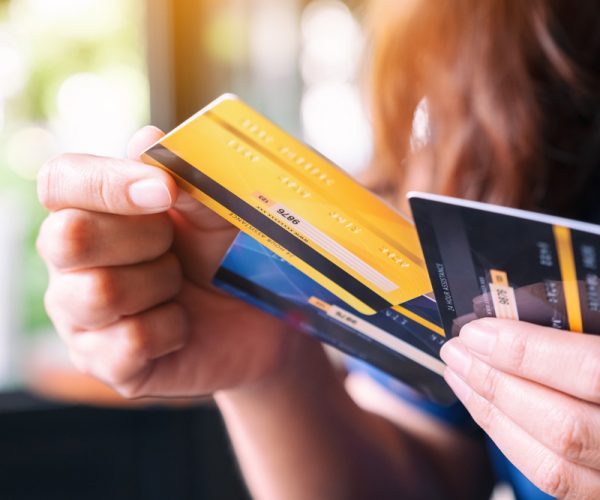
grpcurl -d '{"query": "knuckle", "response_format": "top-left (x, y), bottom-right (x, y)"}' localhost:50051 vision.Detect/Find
top-left (39, 210), bottom-right (93, 268)
top-left (85, 166), bottom-right (118, 211)
top-left (37, 154), bottom-right (76, 209)
top-left (98, 170), bottom-right (116, 210)
top-left (118, 318), bottom-right (150, 361)
top-left (549, 409), bottom-right (587, 462)
top-left (476, 363), bottom-right (501, 403)
top-left (79, 268), bottom-right (121, 313)
top-left (504, 328), bottom-right (528, 374)
top-left (535, 454), bottom-right (572, 499)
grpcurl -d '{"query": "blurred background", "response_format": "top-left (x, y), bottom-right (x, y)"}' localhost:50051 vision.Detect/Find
top-left (0, 0), bottom-right (370, 498)
top-left (0, 2), bottom-right (521, 499)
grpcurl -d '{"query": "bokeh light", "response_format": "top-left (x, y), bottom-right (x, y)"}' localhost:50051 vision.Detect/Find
top-left (300, 0), bottom-right (362, 85)
top-left (6, 125), bottom-right (59, 180)
top-left (203, 7), bottom-right (248, 66)
top-left (54, 68), bottom-right (148, 156)
top-left (301, 82), bottom-right (371, 173)
top-left (249, 1), bottom-right (298, 80)
top-left (0, 27), bottom-right (27, 100)
top-left (23, 0), bottom-right (99, 19)
top-left (13, 0), bottom-right (124, 39)
top-left (300, 0), bottom-right (370, 174)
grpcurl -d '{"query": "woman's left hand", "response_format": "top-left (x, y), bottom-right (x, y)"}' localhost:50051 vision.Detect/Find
top-left (440, 318), bottom-right (600, 499)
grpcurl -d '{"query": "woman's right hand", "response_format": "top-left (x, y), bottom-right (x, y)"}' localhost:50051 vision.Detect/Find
top-left (36, 126), bottom-right (305, 399)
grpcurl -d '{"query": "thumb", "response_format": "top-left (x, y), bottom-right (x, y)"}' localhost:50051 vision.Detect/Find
top-left (131, 127), bottom-right (237, 281)
top-left (133, 127), bottom-right (234, 232)
top-left (38, 126), bottom-right (178, 215)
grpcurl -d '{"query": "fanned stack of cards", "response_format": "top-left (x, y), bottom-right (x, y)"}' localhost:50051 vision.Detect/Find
top-left (143, 95), bottom-right (600, 405)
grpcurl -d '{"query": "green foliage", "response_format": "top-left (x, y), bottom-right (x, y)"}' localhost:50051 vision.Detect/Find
top-left (0, 0), bottom-right (147, 335)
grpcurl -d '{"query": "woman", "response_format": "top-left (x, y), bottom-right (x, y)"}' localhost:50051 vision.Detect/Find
top-left (37, 0), bottom-right (600, 498)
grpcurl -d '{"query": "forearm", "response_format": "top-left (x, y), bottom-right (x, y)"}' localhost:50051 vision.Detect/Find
top-left (215, 333), bottom-right (440, 500)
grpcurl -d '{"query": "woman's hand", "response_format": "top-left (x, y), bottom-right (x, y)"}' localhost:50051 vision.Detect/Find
top-left (441, 318), bottom-right (600, 499)
top-left (37, 126), bottom-right (305, 399)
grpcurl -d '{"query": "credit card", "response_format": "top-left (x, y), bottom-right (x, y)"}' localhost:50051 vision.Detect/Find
top-left (214, 232), bottom-right (454, 404)
top-left (142, 94), bottom-right (431, 315)
top-left (409, 192), bottom-right (600, 337)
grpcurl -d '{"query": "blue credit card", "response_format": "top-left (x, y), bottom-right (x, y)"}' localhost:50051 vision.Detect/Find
top-left (213, 232), bottom-right (455, 405)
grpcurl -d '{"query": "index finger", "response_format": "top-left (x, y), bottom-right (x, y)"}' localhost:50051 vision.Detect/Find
top-left (456, 318), bottom-right (600, 403)
top-left (37, 153), bottom-right (178, 215)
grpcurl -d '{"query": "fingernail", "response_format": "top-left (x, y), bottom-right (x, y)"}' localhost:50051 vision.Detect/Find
top-left (460, 320), bottom-right (498, 356)
top-left (440, 340), bottom-right (472, 378)
top-left (444, 368), bottom-right (472, 401)
top-left (129, 179), bottom-right (172, 210)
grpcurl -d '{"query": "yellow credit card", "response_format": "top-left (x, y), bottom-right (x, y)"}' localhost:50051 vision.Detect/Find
top-left (142, 94), bottom-right (432, 315)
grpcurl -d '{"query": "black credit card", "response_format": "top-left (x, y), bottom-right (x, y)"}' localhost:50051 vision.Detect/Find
top-left (409, 192), bottom-right (600, 337)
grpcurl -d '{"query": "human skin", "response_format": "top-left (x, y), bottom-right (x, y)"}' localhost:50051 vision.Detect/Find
top-left (441, 319), bottom-right (600, 499)
top-left (36, 126), bottom-right (511, 499)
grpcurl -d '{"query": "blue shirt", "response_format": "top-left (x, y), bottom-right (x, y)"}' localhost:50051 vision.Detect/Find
top-left (350, 359), bottom-right (555, 500)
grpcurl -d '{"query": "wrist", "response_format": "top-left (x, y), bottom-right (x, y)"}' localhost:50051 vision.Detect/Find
top-left (215, 330), bottom-right (338, 408)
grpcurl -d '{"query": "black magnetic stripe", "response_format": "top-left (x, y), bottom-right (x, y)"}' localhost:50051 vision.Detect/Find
top-left (147, 144), bottom-right (390, 311)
